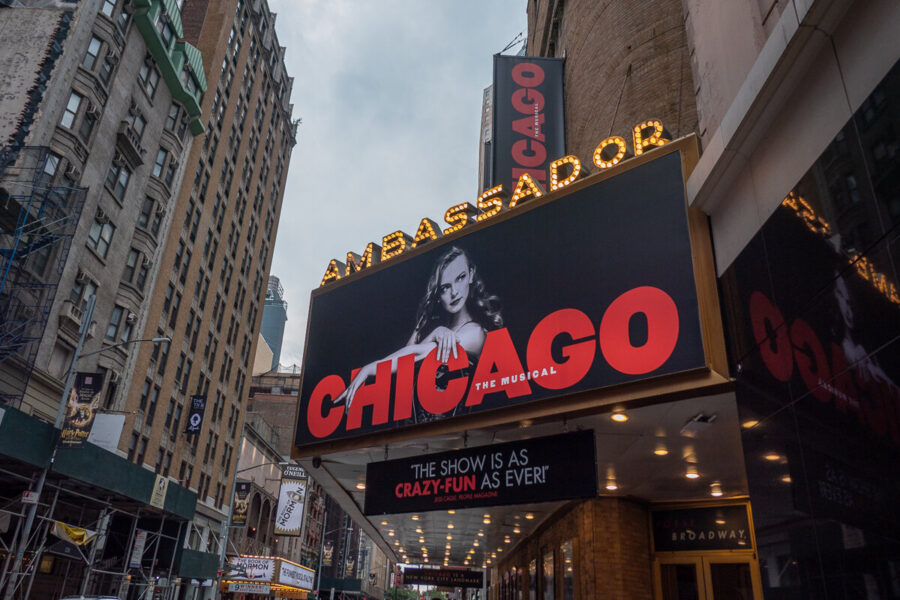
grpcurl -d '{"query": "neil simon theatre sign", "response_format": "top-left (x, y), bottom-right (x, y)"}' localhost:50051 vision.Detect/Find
top-left (294, 144), bottom-right (710, 451)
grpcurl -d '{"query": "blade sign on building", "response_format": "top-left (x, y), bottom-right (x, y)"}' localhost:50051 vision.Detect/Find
top-left (491, 55), bottom-right (565, 194)
top-left (274, 465), bottom-right (307, 536)
top-left (184, 395), bottom-right (206, 434)
top-left (294, 150), bottom-right (705, 449)
top-left (60, 372), bottom-right (103, 447)
top-left (231, 482), bottom-right (251, 527)
top-left (364, 431), bottom-right (597, 514)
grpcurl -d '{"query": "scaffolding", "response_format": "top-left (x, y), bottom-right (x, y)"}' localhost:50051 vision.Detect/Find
top-left (0, 146), bottom-right (86, 408)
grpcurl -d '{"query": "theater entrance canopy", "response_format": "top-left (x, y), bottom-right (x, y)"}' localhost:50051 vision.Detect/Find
top-left (292, 138), bottom-right (742, 568)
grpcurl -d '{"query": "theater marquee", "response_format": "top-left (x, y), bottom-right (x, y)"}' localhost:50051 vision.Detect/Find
top-left (293, 139), bottom-right (727, 455)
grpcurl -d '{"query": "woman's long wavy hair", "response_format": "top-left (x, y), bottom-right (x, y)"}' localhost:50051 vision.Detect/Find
top-left (412, 246), bottom-right (503, 343)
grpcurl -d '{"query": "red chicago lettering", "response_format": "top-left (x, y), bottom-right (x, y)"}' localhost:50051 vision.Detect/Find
top-left (790, 318), bottom-right (831, 403)
top-left (418, 347), bottom-right (470, 415)
top-left (346, 359), bottom-right (392, 430)
top-left (527, 308), bottom-right (596, 390)
top-left (307, 375), bottom-right (345, 438)
top-left (511, 88), bottom-right (545, 115)
top-left (465, 328), bottom-right (531, 407)
top-left (750, 291), bottom-right (793, 382)
top-left (511, 139), bottom-right (547, 168)
top-left (598, 287), bottom-right (679, 375)
top-left (511, 62), bottom-right (545, 87)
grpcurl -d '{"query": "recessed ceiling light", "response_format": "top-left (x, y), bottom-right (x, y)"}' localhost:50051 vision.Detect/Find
top-left (447, 509), bottom-right (455, 514)
top-left (446, 534), bottom-right (452, 540)
top-left (525, 513), bottom-right (534, 520)
top-left (355, 482), bottom-right (366, 490)
top-left (741, 419), bottom-right (759, 429)
top-left (447, 523), bottom-right (454, 529)
top-left (606, 481), bottom-right (619, 491)
top-left (780, 474), bottom-right (792, 483)
top-left (654, 443), bottom-right (669, 456)
top-left (763, 452), bottom-right (781, 461)
top-left (388, 531), bottom-right (395, 537)
top-left (710, 482), bottom-right (723, 497)
top-left (415, 528), bottom-right (423, 534)
top-left (685, 464), bottom-right (700, 479)
top-left (473, 540), bottom-right (479, 546)
top-left (381, 521), bottom-right (388, 526)
top-left (411, 515), bottom-right (419, 520)
top-left (483, 518), bottom-right (491, 524)
top-left (611, 412), bottom-right (628, 422)
top-left (513, 527), bottom-right (521, 534)
top-left (477, 532), bottom-right (484, 536)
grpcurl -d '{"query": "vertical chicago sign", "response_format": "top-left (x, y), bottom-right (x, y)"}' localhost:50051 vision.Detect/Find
top-left (491, 55), bottom-right (565, 194)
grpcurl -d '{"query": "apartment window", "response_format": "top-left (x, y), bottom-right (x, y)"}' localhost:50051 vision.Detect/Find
top-left (152, 148), bottom-right (168, 178)
top-left (157, 17), bottom-right (175, 48)
top-left (138, 197), bottom-right (162, 235)
top-left (105, 305), bottom-right (125, 341)
top-left (105, 162), bottom-right (131, 201)
top-left (78, 106), bottom-right (96, 140)
top-left (127, 432), bottom-right (139, 461)
top-left (99, 50), bottom-right (116, 84)
top-left (139, 380), bottom-right (151, 411)
top-left (163, 452), bottom-right (172, 477)
top-left (136, 257), bottom-right (148, 291)
top-left (60, 92), bottom-right (82, 129)
top-left (166, 103), bottom-right (180, 131)
top-left (168, 293), bottom-right (181, 329)
top-left (179, 250), bottom-right (191, 284)
top-left (87, 218), bottom-right (115, 258)
top-left (147, 385), bottom-right (160, 420)
top-left (123, 249), bottom-right (138, 282)
top-left (138, 61), bottom-right (160, 99)
top-left (170, 404), bottom-right (182, 441)
top-left (100, 0), bottom-right (116, 17)
top-left (174, 353), bottom-right (186, 385)
top-left (157, 341), bottom-right (169, 376)
top-left (82, 36), bottom-right (103, 70)
top-left (136, 436), bottom-right (148, 465)
top-left (128, 112), bottom-right (147, 138)
top-left (165, 158), bottom-right (178, 188)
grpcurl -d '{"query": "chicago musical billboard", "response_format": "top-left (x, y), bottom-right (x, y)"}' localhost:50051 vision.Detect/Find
top-left (294, 149), bottom-right (705, 450)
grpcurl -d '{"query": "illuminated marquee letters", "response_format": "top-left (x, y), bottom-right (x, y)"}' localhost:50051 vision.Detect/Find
top-left (320, 121), bottom-right (671, 286)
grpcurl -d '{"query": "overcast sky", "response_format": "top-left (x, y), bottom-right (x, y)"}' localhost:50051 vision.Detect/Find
top-left (267, 0), bottom-right (527, 367)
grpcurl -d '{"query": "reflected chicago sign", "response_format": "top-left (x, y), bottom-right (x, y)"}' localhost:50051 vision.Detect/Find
top-left (294, 148), bottom-right (706, 450)
top-left (364, 431), bottom-right (596, 514)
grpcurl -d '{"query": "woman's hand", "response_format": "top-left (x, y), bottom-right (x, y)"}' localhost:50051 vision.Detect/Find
top-left (336, 362), bottom-right (375, 412)
top-left (427, 326), bottom-right (459, 364)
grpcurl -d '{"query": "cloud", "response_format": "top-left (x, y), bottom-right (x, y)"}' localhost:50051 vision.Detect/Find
top-left (267, 0), bottom-right (527, 367)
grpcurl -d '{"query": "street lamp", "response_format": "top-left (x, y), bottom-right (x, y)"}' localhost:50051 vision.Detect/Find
top-left (3, 296), bottom-right (170, 600)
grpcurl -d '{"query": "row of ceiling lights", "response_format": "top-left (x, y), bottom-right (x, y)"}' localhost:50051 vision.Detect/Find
top-left (380, 510), bottom-right (536, 568)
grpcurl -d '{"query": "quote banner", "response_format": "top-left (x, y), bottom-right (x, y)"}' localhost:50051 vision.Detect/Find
top-left (364, 430), bottom-right (596, 514)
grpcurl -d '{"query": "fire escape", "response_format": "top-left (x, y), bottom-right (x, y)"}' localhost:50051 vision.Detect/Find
top-left (0, 146), bottom-right (86, 407)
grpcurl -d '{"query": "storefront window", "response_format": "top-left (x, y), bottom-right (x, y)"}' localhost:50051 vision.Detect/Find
top-left (542, 549), bottom-right (554, 600)
top-left (529, 559), bottom-right (537, 600)
top-left (560, 541), bottom-right (574, 600)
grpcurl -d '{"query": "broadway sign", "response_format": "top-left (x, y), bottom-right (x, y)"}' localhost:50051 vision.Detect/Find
top-left (364, 431), bottom-right (596, 514)
top-left (402, 568), bottom-right (483, 588)
top-left (294, 149), bottom-right (706, 450)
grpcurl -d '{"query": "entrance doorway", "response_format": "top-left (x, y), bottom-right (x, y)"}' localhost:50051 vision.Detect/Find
top-left (654, 554), bottom-right (762, 600)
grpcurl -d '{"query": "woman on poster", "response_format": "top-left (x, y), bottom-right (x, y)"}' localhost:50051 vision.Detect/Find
top-left (338, 246), bottom-right (502, 412)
